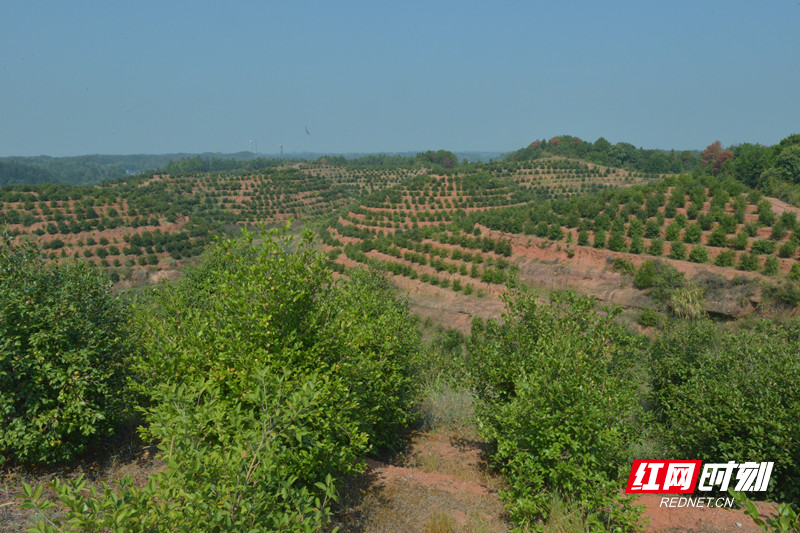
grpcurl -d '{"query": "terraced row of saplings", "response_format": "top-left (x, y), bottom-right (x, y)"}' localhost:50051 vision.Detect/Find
top-left (474, 177), bottom-right (800, 279)
top-left (321, 171), bottom-right (551, 295)
top-left (323, 173), bottom-right (800, 298)
top-left (0, 162), bottom-right (422, 280)
top-left (486, 156), bottom-right (660, 198)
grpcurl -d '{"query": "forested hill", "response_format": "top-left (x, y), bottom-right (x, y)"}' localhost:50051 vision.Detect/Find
top-left (0, 152), bottom-right (265, 186)
top-left (506, 135), bottom-right (702, 174)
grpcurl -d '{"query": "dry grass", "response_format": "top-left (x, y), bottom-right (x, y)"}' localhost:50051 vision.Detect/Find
top-left (418, 381), bottom-right (476, 434)
top-left (542, 493), bottom-right (591, 533)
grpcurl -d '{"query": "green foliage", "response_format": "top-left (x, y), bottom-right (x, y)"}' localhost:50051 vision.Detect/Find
top-left (688, 245), bottom-right (709, 263)
top-left (668, 240), bottom-right (686, 260)
top-left (714, 250), bottom-right (736, 267)
top-left (731, 231), bottom-right (750, 250)
top-left (22, 226), bottom-right (423, 531)
top-left (593, 229), bottom-right (606, 249)
top-left (650, 320), bottom-right (800, 504)
top-left (763, 282), bottom-right (800, 308)
top-left (124, 226), bottom-right (420, 530)
top-left (779, 241), bottom-right (797, 258)
top-left (610, 257), bottom-right (635, 276)
top-left (21, 474), bottom-right (152, 532)
top-left (0, 235), bottom-right (135, 464)
top-left (665, 221), bottom-right (681, 241)
top-left (637, 308), bottom-right (661, 328)
top-left (606, 230), bottom-right (627, 252)
top-left (791, 263), bottom-right (800, 281)
top-left (647, 237), bottom-right (664, 256)
top-left (738, 252), bottom-right (762, 271)
top-left (667, 283), bottom-right (706, 319)
top-left (468, 290), bottom-right (644, 531)
top-left (683, 222), bottom-right (703, 244)
top-left (509, 135), bottom-right (699, 174)
top-left (633, 260), bottom-right (685, 303)
top-left (763, 256), bottom-right (780, 275)
top-left (729, 489), bottom-right (800, 533)
top-left (708, 226), bottom-right (729, 247)
top-left (752, 239), bottom-right (776, 255)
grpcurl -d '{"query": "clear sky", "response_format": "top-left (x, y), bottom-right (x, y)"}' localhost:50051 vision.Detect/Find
top-left (1, 0), bottom-right (798, 157)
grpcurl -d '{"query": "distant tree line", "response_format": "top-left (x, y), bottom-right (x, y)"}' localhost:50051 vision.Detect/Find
top-left (508, 135), bottom-right (701, 174)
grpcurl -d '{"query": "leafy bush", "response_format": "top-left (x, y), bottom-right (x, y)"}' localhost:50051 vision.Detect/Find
top-left (637, 308), bottom-right (661, 328)
top-left (751, 239), bottom-right (776, 255)
top-left (738, 252), bottom-right (762, 271)
top-left (714, 250), bottom-right (736, 267)
top-left (126, 226), bottom-right (421, 529)
top-left (791, 263), bottom-right (800, 281)
top-left (610, 257), bottom-right (635, 276)
top-left (763, 256), bottom-right (780, 275)
top-left (650, 320), bottom-right (800, 504)
top-left (468, 290), bottom-right (644, 530)
top-left (22, 226), bottom-right (423, 531)
top-left (763, 282), bottom-right (800, 308)
top-left (667, 283), bottom-right (706, 319)
top-left (0, 236), bottom-right (135, 464)
top-left (688, 245), bottom-right (709, 263)
top-left (633, 260), bottom-right (685, 303)
top-left (779, 241), bottom-right (797, 258)
top-left (669, 241), bottom-right (686, 260)
top-left (648, 237), bottom-right (664, 256)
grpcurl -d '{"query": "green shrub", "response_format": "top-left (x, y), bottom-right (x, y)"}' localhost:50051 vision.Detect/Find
top-left (714, 250), bottom-right (736, 267)
top-left (637, 308), bottom-right (661, 328)
top-left (593, 229), bottom-right (606, 249)
top-left (668, 283), bottom-right (706, 319)
top-left (633, 260), bottom-right (685, 303)
top-left (731, 231), bottom-right (750, 250)
top-left (779, 241), bottom-right (797, 258)
top-left (688, 245), bottom-right (709, 263)
top-left (0, 235), bottom-right (135, 464)
top-left (665, 221), bottom-right (681, 241)
top-left (763, 282), bottom-right (800, 308)
top-left (669, 241), bottom-right (686, 260)
top-left (468, 290), bottom-right (644, 530)
top-left (607, 231), bottom-right (627, 252)
top-left (650, 320), bottom-right (800, 504)
top-left (23, 226), bottom-right (425, 531)
top-left (611, 257), bottom-right (635, 276)
top-left (648, 237), bottom-right (664, 256)
top-left (738, 252), bottom-right (761, 271)
top-left (791, 263), bottom-right (800, 281)
top-left (763, 256), bottom-right (780, 276)
top-left (751, 239), bottom-right (776, 255)
top-left (683, 222), bottom-right (702, 244)
top-left (629, 235), bottom-right (644, 254)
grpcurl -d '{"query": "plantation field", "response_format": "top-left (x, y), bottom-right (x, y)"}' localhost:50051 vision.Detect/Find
top-left (323, 165), bottom-right (800, 325)
top-left (0, 162), bottom-right (422, 283)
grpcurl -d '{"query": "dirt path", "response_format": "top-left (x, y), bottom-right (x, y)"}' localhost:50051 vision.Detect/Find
top-left (332, 430), bottom-right (510, 532)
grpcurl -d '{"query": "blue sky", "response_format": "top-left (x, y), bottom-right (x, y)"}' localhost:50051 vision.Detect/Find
top-left (1, 1), bottom-right (798, 156)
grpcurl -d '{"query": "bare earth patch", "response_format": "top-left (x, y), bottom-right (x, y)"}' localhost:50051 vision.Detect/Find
top-left (333, 430), bottom-right (510, 532)
top-left (639, 494), bottom-right (778, 533)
